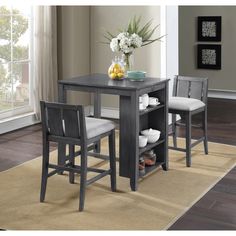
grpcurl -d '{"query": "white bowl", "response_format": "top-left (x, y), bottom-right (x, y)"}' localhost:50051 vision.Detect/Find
top-left (146, 134), bottom-right (160, 143)
top-left (141, 128), bottom-right (161, 136)
top-left (141, 129), bottom-right (161, 143)
top-left (139, 135), bottom-right (148, 148)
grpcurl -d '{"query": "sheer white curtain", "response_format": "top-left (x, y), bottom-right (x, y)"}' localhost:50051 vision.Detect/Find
top-left (33, 6), bottom-right (58, 120)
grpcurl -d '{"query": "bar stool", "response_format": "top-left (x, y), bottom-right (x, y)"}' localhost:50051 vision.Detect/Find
top-left (40, 101), bottom-right (116, 211)
top-left (169, 75), bottom-right (208, 167)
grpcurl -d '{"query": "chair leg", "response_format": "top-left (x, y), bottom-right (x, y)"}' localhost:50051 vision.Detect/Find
top-left (40, 139), bottom-right (50, 202)
top-left (57, 143), bottom-right (66, 175)
top-left (69, 144), bottom-right (75, 184)
top-left (109, 130), bottom-right (116, 192)
top-left (186, 113), bottom-right (192, 167)
top-left (79, 145), bottom-right (88, 212)
top-left (203, 110), bottom-right (208, 155)
top-left (172, 114), bottom-right (177, 148)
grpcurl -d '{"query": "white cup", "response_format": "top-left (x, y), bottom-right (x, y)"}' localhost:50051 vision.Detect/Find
top-left (139, 135), bottom-right (148, 148)
top-left (139, 103), bottom-right (146, 110)
top-left (149, 97), bottom-right (159, 106)
top-left (141, 94), bottom-right (149, 107)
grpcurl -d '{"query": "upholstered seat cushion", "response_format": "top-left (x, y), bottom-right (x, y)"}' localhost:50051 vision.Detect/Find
top-left (86, 117), bottom-right (115, 139)
top-left (169, 97), bottom-right (205, 111)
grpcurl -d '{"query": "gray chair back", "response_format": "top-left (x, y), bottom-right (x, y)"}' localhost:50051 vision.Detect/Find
top-left (40, 101), bottom-right (87, 140)
top-left (173, 75), bottom-right (208, 104)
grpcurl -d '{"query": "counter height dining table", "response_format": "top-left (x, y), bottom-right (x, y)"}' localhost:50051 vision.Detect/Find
top-left (58, 73), bottom-right (169, 191)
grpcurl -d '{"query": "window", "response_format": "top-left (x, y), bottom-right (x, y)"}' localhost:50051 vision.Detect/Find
top-left (0, 5), bottom-right (33, 120)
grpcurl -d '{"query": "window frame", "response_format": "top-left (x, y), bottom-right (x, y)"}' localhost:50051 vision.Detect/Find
top-left (0, 6), bottom-right (34, 120)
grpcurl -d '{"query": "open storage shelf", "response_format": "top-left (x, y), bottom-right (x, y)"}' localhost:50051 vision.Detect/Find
top-left (139, 161), bottom-right (165, 177)
top-left (139, 139), bottom-right (165, 156)
top-left (138, 87), bottom-right (168, 180)
top-left (139, 104), bottom-right (164, 116)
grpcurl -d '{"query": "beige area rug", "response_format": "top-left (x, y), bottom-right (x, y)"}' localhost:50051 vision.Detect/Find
top-left (0, 133), bottom-right (236, 230)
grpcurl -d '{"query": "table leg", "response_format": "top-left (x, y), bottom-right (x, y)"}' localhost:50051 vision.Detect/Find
top-left (58, 84), bottom-right (66, 104)
top-left (94, 91), bottom-right (101, 153)
top-left (162, 82), bottom-right (169, 171)
top-left (119, 92), bottom-right (139, 191)
top-left (58, 84), bottom-right (66, 174)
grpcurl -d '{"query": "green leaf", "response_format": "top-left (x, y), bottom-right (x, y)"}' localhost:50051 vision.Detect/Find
top-left (127, 21), bottom-right (132, 34)
top-left (136, 15), bottom-right (142, 28)
top-left (142, 24), bottom-right (159, 41)
top-left (141, 34), bottom-right (167, 47)
top-left (99, 41), bottom-right (110, 45)
top-left (103, 35), bottom-right (112, 42)
top-left (101, 15), bottom-right (166, 47)
top-left (138, 20), bottom-right (153, 38)
top-left (133, 15), bottom-right (140, 33)
top-left (106, 31), bottom-right (115, 39)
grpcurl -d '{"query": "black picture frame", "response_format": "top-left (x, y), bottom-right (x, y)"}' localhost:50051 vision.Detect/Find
top-left (197, 44), bottom-right (221, 70)
top-left (198, 16), bottom-right (221, 41)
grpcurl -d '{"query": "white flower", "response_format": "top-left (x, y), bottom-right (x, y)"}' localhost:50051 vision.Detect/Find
top-left (130, 33), bottom-right (142, 48)
top-left (117, 32), bottom-right (129, 40)
top-left (126, 46), bottom-right (135, 54)
top-left (110, 38), bottom-right (120, 52)
top-left (109, 31), bottom-right (142, 54)
top-left (119, 37), bottom-right (131, 52)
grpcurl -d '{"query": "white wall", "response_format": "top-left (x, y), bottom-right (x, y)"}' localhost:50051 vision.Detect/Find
top-left (166, 6), bottom-right (179, 96)
top-left (90, 6), bottom-right (161, 108)
top-left (161, 6), bottom-right (179, 124)
top-left (160, 6), bottom-right (179, 96)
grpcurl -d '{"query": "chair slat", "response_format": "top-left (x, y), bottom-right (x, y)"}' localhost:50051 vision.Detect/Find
top-left (175, 76), bottom-right (208, 103)
top-left (177, 80), bottom-right (190, 97)
top-left (47, 107), bottom-right (64, 136)
top-left (63, 109), bottom-right (80, 138)
top-left (190, 81), bottom-right (203, 100)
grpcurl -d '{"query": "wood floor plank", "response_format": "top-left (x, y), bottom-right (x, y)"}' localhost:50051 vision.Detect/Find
top-left (0, 124), bottom-right (57, 171)
top-left (169, 167), bottom-right (236, 230)
top-left (189, 205), bottom-right (236, 226)
top-left (169, 213), bottom-right (236, 230)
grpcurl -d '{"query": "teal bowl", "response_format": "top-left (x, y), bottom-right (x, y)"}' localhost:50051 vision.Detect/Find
top-left (127, 71), bottom-right (146, 81)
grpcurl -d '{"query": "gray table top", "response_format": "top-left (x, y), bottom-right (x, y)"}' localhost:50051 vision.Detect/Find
top-left (59, 73), bottom-right (169, 91)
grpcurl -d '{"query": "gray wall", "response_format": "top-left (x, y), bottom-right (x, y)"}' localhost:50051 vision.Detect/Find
top-left (179, 6), bottom-right (236, 91)
top-left (57, 6), bottom-right (91, 105)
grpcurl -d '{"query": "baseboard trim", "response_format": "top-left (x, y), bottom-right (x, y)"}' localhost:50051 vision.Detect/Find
top-left (0, 113), bottom-right (39, 135)
top-left (88, 105), bottom-right (119, 119)
top-left (0, 105), bottom-right (180, 134)
top-left (208, 89), bottom-right (236, 100)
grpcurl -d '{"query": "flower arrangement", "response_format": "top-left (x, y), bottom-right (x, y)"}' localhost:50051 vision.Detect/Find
top-left (104, 16), bottom-right (165, 73)
top-left (110, 32), bottom-right (142, 54)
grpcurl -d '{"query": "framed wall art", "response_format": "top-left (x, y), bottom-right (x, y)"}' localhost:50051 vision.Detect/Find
top-left (197, 44), bottom-right (221, 70)
top-left (198, 16), bottom-right (221, 42)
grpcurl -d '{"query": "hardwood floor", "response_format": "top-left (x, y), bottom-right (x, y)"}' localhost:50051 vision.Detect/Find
top-left (169, 167), bottom-right (236, 230)
top-left (177, 98), bottom-right (236, 146)
top-left (169, 98), bottom-right (236, 230)
top-left (0, 124), bottom-right (56, 172)
top-left (0, 97), bottom-right (235, 230)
